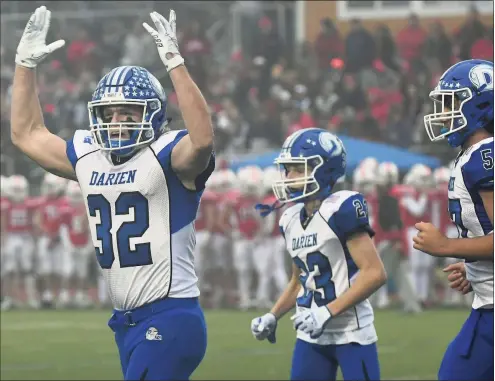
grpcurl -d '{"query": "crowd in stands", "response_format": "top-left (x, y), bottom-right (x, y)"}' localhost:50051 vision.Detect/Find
top-left (1, 3), bottom-right (493, 183)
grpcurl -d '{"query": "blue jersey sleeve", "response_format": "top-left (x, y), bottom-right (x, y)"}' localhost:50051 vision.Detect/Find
top-left (65, 130), bottom-right (99, 170)
top-left (462, 142), bottom-right (494, 192)
top-left (328, 193), bottom-right (375, 243)
top-left (152, 130), bottom-right (215, 191)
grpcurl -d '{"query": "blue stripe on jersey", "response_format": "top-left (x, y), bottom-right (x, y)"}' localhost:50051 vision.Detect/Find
top-left (464, 185), bottom-right (493, 235)
top-left (153, 131), bottom-right (215, 234)
top-left (461, 141), bottom-right (494, 191)
top-left (66, 139), bottom-right (78, 169)
top-left (327, 193), bottom-right (375, 242)
top-left (327, 214), bottom-right (359, 280)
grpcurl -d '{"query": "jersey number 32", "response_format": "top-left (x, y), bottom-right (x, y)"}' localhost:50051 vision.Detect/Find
top-left (87, 192), bottom-right (152, 269)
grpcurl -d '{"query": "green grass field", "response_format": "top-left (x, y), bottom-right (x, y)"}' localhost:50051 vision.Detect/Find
top-left (1, 308), bottom-right (467, 380)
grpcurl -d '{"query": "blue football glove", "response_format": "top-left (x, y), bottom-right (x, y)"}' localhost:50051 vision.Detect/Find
top-left (251, 313), bottom-right (277, 344)
top-left (290, 306), bottom-right (332, 339)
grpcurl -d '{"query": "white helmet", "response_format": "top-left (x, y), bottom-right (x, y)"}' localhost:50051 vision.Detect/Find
top-left (41, 173), bottom-right (67, 197)
top-left (7, 175), bottom-right (29, 202)
top-left (66, 181), bottom-right (83, 205)
top-left (353, 165), bottom-right (376, 194)
top-left (433, 166), bottom-right (450, 186)
top-left (1, 175), bottom-right (9, 197)
top-left (218, 169), bottom-right (238, 191)
top-left (405, 164), bottom-right (433, 189)
top-left (359, 157), bottom-right (379, 176)
top-left (377, 162), bottom-right (399, 186)
top-left (205, 171), bottom-right (222, 191)
top-left (237, 165), bottom-right (263, 196)
top-left (262, 166), bottom-right (278, 195)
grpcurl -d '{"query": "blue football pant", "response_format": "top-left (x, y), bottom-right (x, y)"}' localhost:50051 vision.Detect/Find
top-left (290, 339), bottom-right (380, 381)
top-left (438, 308), bottom-right (493, 381)
top-left (108, 297), bottom-right (207, 381)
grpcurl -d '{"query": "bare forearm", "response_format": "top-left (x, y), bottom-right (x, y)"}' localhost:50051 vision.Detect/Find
top-left (444, 235), bottom-right (494, 261)
top-left (327, 269), bottom-right (386, 317)
top-left (270, 279), bottom-right (300, 319)
top-left (11, 66), bottom-right (45, 144)
top-left (169, 66), bottom-right (213, 149)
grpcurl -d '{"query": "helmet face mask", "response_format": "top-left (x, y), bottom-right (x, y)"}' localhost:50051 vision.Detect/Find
top-left (423, 88), bottom-right (471, 143)
top-left (272, 128), bottom-right (346, 204)
top-left (272, 156), bottom-right (322, 203)
top-left (88, 66), bottom-right (168, 157)
top-left (423, 60), bottom-right (494, 147)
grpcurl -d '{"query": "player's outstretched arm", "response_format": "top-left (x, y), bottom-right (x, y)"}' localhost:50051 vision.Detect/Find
top-left (327, 232), bottom-right (387, 317)
top-left (11, 6), bottom-right (75, 180)
top-left (143, 10), bottom-right (213, 185)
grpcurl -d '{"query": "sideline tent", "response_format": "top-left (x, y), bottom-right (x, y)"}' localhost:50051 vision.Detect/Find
top-left (230, 135), bottom-right (441, 172)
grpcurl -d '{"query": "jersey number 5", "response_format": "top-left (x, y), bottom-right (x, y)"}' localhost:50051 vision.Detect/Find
top-left (293, 252), bottom-right (336, 308)
top-left (480, 149), bottom-right (493, 170)
top-left (87, 192), bottom-right (152, 269)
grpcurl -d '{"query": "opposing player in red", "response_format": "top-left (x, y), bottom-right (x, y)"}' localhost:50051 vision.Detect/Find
top-left (352, 162), bottom-right (385, 308)
top-left (210, 169), bottom-right (239, 307)
top-left (258, 166), bottom-right (289, 308)
top-left (397, 164), bottom-right (435, 307)
top-left (59, 181), bottom-right (93, 308)
top-left (227, 166), bottom-right (264, 309)
top-left (1, 175), bottom-right (39, 310)
top-left (34, 172), bottom-right (67, 307)
top-left (195, 172), bottom-right (220, 301)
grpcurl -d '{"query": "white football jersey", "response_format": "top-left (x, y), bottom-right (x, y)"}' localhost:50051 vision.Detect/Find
top-left (66, 129), bottom-right (214, 310)
top-left (448, 137), bottom-right (494, 309)
top-left (279, 190), bottom-right (377, 345)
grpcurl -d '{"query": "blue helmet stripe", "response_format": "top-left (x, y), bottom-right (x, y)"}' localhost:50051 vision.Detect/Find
top-left (116, 66), bottom-right (132, 86)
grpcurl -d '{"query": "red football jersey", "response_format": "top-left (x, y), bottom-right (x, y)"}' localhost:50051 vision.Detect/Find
top-left (231, 194), bottom-right (262, 239)
top-left (62, 204), bottom-right (90, 247)
top-left (5, 198), bottom-right (38, 233)
top-left (37, 196), bottom-right (66, 238)
top-left (212, 189), bottom-right (240, 235)
top-left (428, 187), bottom-right (452, 235)
top-left (196, 190), bottom-right (218, 232)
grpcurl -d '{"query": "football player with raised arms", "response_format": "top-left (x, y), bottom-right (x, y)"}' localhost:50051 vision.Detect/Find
top-left (251, 128), bottom-right (387, 380)
top-left (419, 59), bottom-right (493, 380)
top-left (11, 6), bottom-right (214, 381)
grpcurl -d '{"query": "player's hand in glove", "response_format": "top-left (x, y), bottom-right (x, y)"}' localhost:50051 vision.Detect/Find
top-left (15, 6), bottom-right (65, 69)
top-left (251, 313), bottom-right (277, 343)
top-left (143, 10), bottom-right (184, 72)
top-left (291, 306), bottom-right (332, 339)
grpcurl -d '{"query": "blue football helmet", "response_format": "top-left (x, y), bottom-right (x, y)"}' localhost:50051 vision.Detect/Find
top-left (88, 66), bottom-right (169, 156)
top-left (272, 128), bottom-right (346, 203)
top-left (424, 59), bottom-right (493, 148)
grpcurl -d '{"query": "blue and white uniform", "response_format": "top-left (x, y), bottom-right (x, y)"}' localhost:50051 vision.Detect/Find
top-left (424, 59), bottom-right (494, 381)
top-left (448, 137), bottom-right (494, 309)
top-left (66, 128), bottom-right (213, 380)
top-left (280, 191), bottom-right (377, 346)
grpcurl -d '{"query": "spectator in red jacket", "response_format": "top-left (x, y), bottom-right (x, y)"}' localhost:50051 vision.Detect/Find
top-left (396, 14), bottom-right (427, 68)
top-left (470, 27), bottom-right (494, 60)
top-left (314, 18), bottom-right (344, 70)
top-left (66, 25), bottom-right (96, 75)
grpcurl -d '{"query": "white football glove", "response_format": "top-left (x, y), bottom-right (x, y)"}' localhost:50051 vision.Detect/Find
top-left (291, 306), bottom-right (332, 339)
top-left (15, 6), bottom-right (65, 69)
top-left (251, 313), bottom-right (277, 344)
top-left (143, 10), bottom-right (184, 72)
